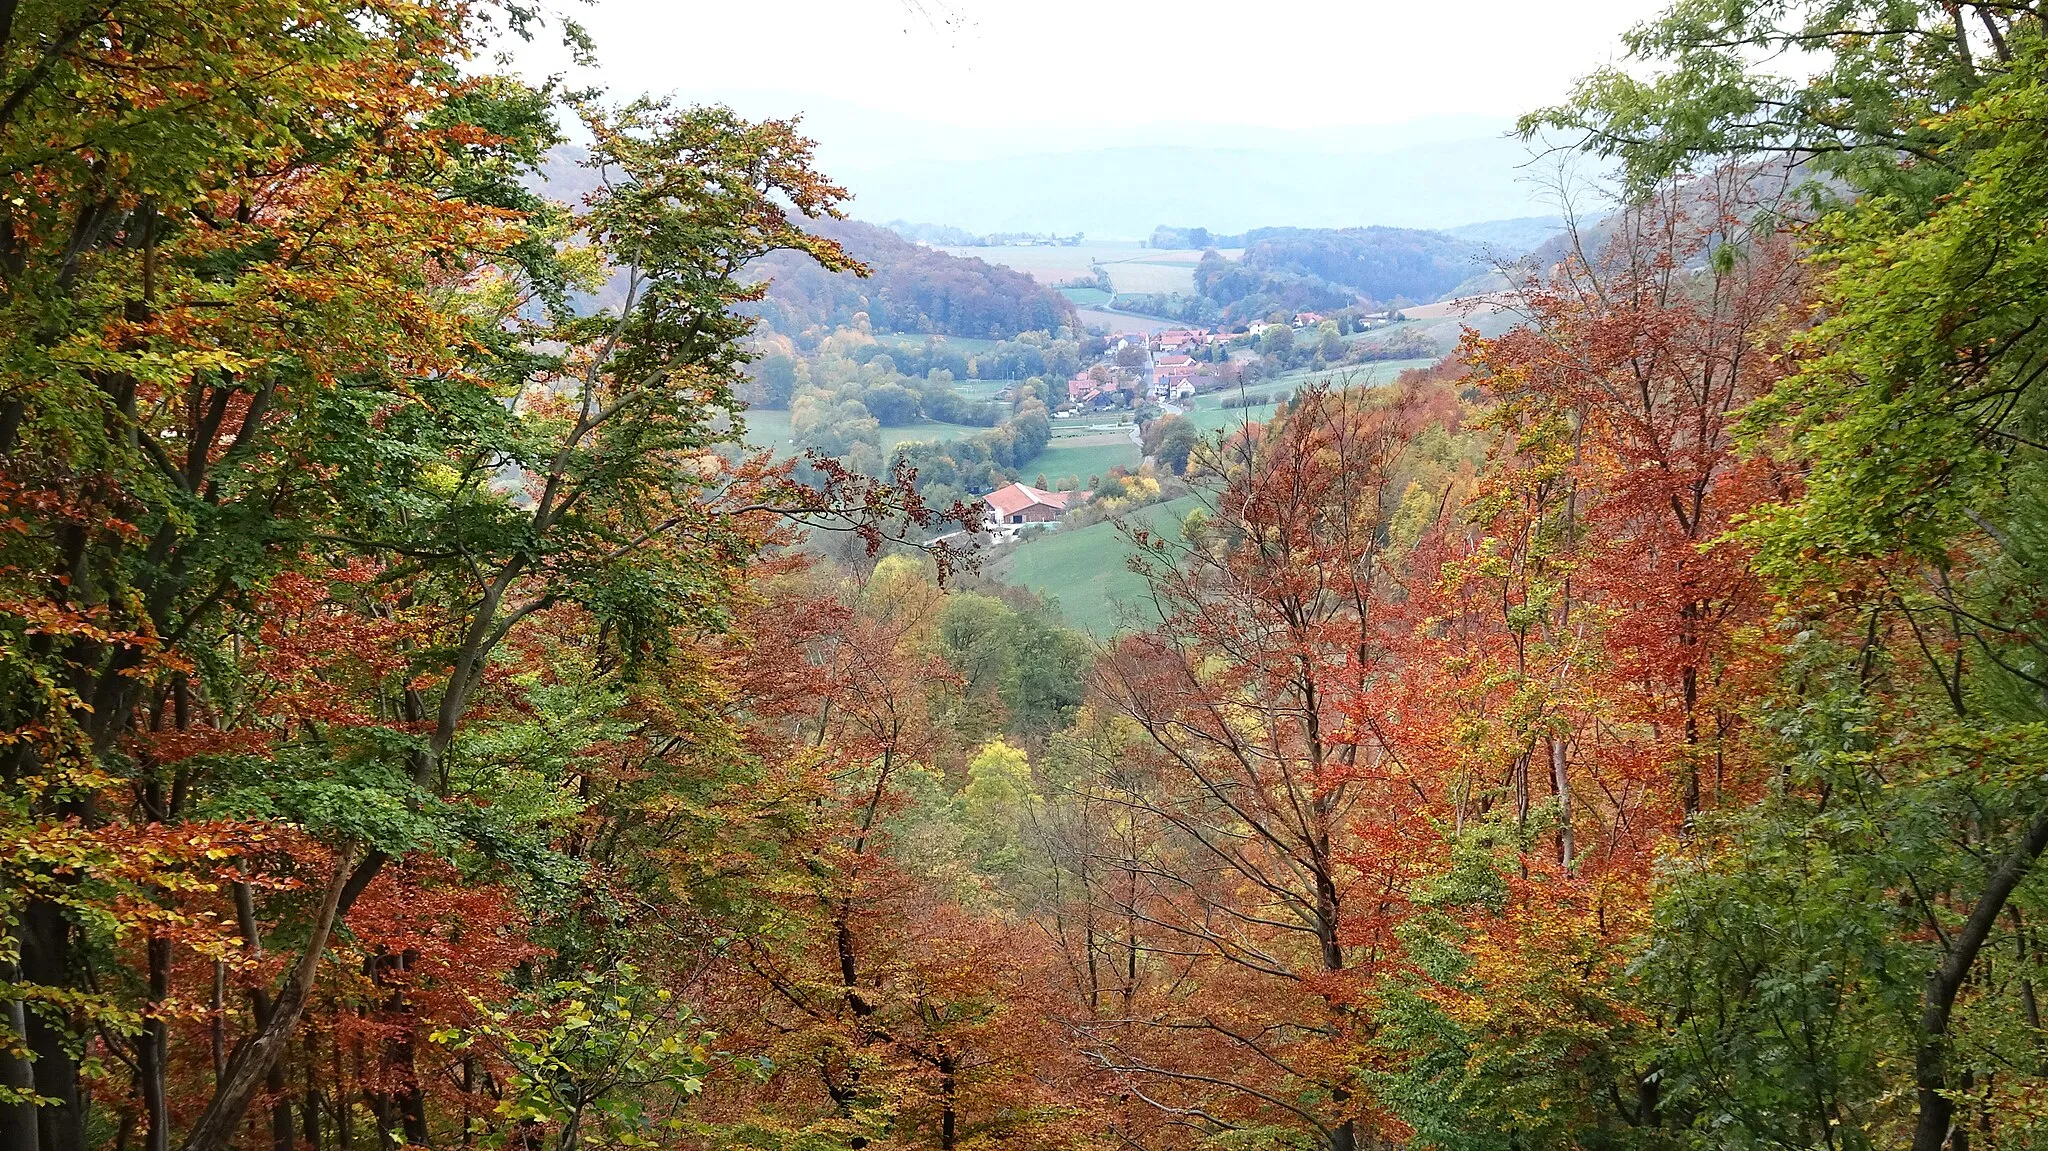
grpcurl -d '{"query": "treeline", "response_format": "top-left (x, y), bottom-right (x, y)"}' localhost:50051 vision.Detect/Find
top-left (748, 218), bottom-right (1078, 338)
top-left (1033, 6), bottom-right (2048, 1151)
top-left (748, 327), bottom-right (1076, 487)
top-left (885, 221), bottom-right (1086, 248)
top-left (1117, 227), bottom-right (1489, 327)
top-left (889, 392), bottom-right (1055, 509)
top-left (1150, 224), bottom-right (1249, 249)
top-left (1237, 225), bottom-right (1486, 302)
top-left (0, 7), bottom-right (990, 1150)
top-left (753, 330), bottom-right (1085, 408)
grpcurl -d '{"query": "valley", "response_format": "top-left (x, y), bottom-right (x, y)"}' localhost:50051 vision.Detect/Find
top-left (734, 207), bottom-right (1495, 631)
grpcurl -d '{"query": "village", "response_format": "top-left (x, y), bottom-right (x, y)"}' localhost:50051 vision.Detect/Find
top-left (1057, 311), bottom-right (1347, 412)
top-left (974, 309), bottom-right (1391, 535)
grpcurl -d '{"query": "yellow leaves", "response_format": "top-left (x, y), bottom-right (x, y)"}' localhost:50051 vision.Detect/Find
top-left (557, 242), bottom-right (610, 294)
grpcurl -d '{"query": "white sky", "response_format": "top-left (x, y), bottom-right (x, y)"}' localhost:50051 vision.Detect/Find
top-left (505, 0), bottom-right (1667, 167)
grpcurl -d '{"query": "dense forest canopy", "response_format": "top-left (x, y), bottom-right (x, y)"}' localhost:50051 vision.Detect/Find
top-left (7, 4), bottom-right (2048, 1151)
top-left (746, 219), bottom-right (1078, 339)
top-left (1235, 226), bottom-right (1491, 302)
top-left (1121, 226), bottom-right (1503, 326)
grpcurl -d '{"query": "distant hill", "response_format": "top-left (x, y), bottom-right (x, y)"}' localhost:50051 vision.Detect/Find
top-left (1443, 215), bottom-right (1568, 258)
top-left (1440, 162), bottom-right (1818, 298)
top-left (1109, 225), bottom-right (1503, 325)
top-left (529, 148), bottom-right (1075, 340)
top-left (747, 218), bottom-right (1078, 338)
top-left (1236, 226), bottom-right (1492, 306)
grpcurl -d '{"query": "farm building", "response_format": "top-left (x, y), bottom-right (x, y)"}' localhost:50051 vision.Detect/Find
top-left (984, 483), bottom-right (1080, 525)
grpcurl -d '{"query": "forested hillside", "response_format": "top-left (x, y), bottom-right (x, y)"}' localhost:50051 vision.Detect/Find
top-left (748, 218), bottom-right (1078, 338)
top-left (8, 4), bottom-right (2048, 1151)
top-left (1235, 225), bottom-right (1490, 302)
top-left (1119, 226), bottom-right (1499, 324)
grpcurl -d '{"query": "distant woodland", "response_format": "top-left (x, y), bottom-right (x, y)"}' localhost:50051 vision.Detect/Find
top-left (747, 219), bottom-right (1077, 339)
top-left (1116, 226), bottom-right (1499, 324)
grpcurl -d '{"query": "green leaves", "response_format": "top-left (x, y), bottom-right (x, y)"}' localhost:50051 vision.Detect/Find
top-left (434, 964), bottom-right (715, 1150)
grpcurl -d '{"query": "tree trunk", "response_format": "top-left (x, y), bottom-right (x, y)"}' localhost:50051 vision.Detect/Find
top-left (139, 933), bottom-right (172, 1151)
top-left (22, 898), bottom-right (84, 1151)
top-left (1911, 811), bottom-right (2048, 1151)
top-left (1680, 664), bottom-right (1701, 816)
top-left (939, 1052), bottom-right (957, 1151)
top-left (1550, 736), bottom-right (1574, 870)
top-left (179, 847), bottom-right (356, 1151)
top-left (304, 1039), bottom-right (325, 1151)
top-left (1, 955), bottom-right (38, 1151)
top-left (267, 1063), bottom-right (294, 1151)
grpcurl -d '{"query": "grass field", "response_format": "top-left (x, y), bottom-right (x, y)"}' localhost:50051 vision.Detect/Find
top-left (1249, 357), bottom-right (1440, 394)
top-left (1075, 307), bottom-right (1178, 334)
top-left (952, 380), bottom-right (1012, 402)
top-left (735, 406), bottom-right (991, 455)
top-left (882, 422), bottom-right (984, 451)
top-left (1049, 415), bottom-right (1137, 438)
top-left (938, 242), bottom-right (1241, 298)
top-left (1100, 262), bottom-right (1200, 295)
top-left (1167, 358), bottom-right (1439, 434)
top-left (737, 406), bottom-right (793, 450)
top-left (991, 495), bottom-right (1203, 637)
top-left (1059, 286), bottom-right (1112, 306)
top-left (1183, 399), bottom-right (1284, 433)
top-left (1022, 437), bottom-right (1140, 487)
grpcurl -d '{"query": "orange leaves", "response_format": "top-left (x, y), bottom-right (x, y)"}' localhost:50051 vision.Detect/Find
top-left (1066, 200), bottom-right (1813, 1143)
top-left (243, 565), bottom-right (421, 729)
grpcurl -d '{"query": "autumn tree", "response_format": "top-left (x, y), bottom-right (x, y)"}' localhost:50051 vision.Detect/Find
top-left (1508, 5), bottom-right (2048, 1149)
top-left (1064, 383), bottom-right (1455, 1151)
top-left (0, 5), bottom-right (957, 1149)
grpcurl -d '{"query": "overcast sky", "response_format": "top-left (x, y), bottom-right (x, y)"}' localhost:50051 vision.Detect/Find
top-left (505, 0), bottom-right (1668, 168)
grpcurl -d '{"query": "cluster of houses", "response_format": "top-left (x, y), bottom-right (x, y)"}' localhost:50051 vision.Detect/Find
top-left (974, 312), bottom-right (1416, 536)
top-left (1062, 326), bottom-right (1237, 411)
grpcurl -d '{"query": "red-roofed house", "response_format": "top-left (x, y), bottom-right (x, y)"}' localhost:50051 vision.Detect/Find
top-left (1148, 354), bottom-right (1202, 401)
top-left (984, 482), bottom-right (1079, 526)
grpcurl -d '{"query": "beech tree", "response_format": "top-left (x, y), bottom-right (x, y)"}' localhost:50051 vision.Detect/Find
top-left (0, 5), bottom-right (956, 1150)
top-left (1068, 383), bottom-right (1449, 1151)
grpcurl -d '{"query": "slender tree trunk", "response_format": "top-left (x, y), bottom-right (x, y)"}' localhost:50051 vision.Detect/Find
top-left (1512, 749), bottom-right (1531, 829)
top-left (211, 961), bottom-right (227, 1082)
top-left (371, 949), bottom-right (430, 1148)
top-left (1313, 849), bottom-right (1351, 1151)
top-left (267, 1063), bottom-right (294, 1151)
top-left (1550, 736), bottom-right (1574, 870)
top-left (0, 955), bottom-right (39, 1151)
top-left (0, 0), bottom-right (21, 69)
top-left (334, 1040), bottom-right (353, 1151)
top-left (1680, 664), bottom-right (1701, 816)
top-left (304, 1035), bottom-right (325, 1151)
top-left (139, 933), bottom-right (172, 1151)
top-left (938, 1052), bottom-right (957, 1151)
top-left (22, 898), bottom-right (85, 1151)
top-left (1911, 811), bottom-right (2048, 1151)
top-left (179, 847), bottom-right (356, 1151)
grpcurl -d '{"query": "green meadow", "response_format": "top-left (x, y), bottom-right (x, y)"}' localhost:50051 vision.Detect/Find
top-left (991, 495), bottom-right (1204, 637)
